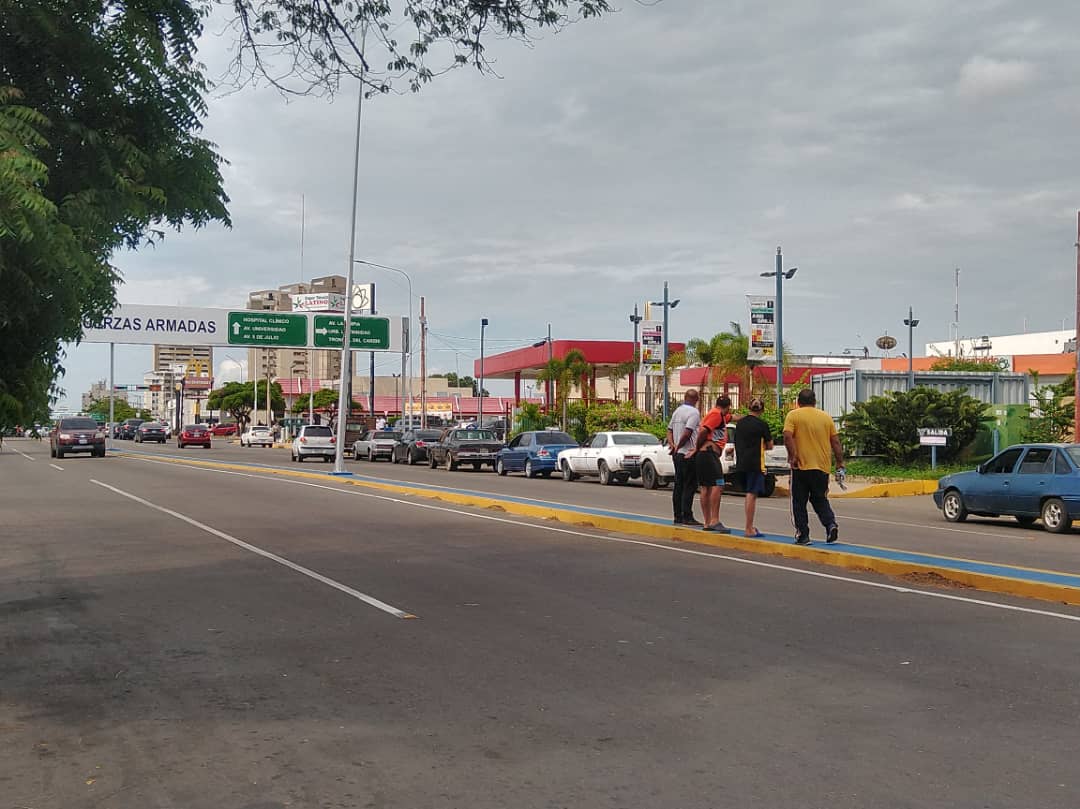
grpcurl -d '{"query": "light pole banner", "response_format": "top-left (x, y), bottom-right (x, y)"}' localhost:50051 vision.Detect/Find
top-left (747, 296), bottom-right (776, 361)
top-left (640, 320), bottom-right (664, 377)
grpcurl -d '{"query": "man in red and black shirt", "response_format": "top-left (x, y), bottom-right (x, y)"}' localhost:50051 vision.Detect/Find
top-left (693, 395), bottom-right (733, 533)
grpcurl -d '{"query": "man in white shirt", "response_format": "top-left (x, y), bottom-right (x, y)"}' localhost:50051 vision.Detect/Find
top-left (666, 389), bottom-right (701, 525)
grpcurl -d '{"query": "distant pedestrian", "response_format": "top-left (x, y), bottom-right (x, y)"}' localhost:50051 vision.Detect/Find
top-left (783, 388), bottom-right (845, 545)
top-left (667, 389), bottom-right (701, 525)
top-left (733, 397), bottom-right (773, 538)
top-left (693, 395), bottom-right (734, 533)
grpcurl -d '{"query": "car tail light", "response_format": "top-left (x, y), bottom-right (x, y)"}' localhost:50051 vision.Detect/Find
top-left (537, 449), bottom-right (550, 457)
top-left (415, 441), bottom-right (425, 447)
top-left (330, 436), bottom-right (335, 444)
top-left (300, 437), bottom-right (307, 443)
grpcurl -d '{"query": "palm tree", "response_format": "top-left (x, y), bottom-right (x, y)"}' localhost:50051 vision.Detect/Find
top-left (537, 348), bottom-right (590, 429)
top-left (686, 323), bottom-right (752, 402)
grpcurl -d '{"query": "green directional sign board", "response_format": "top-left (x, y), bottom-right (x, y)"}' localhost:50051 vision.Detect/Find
top-left (313, 315), bottom-right (391, 350)
top-left (227, 311), bottom-right (307, 347)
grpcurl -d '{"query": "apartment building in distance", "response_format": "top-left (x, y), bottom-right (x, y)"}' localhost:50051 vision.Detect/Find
top-left (247, 275), bottom-right (346, 388)
top-left (151, 344), bottom-right (214, 422)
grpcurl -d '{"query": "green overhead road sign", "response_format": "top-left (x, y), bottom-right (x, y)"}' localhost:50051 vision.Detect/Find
top-left (313, 315), bottom-right (391, 350)
top-left (227, 311), bottom-right (307, 347)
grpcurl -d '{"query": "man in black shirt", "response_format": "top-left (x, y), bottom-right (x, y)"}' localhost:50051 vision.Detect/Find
top-left (733, 397), bottom-right (773, 538)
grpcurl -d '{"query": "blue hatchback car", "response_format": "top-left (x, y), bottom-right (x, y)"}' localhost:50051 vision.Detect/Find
top-left (496, 430), bottom-right (579, 478)
top-left (933, 443), bottom-right (1080, 533)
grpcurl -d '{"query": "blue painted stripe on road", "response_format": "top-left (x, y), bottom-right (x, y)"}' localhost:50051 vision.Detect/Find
top-left (113, 448), bottom-right (1080, 590)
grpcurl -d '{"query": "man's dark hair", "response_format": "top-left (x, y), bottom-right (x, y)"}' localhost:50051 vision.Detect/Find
top-left (716, 395), bottom-right (732, 409)
top-left (797, 388), bottom-right (816, 406)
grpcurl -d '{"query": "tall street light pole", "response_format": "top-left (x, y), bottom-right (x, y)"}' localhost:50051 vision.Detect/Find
top-left (1074, 211), bottom-right (1079, 440)
top-left (904, 307), bottom-right (920, 391)
top-left (629, 305), bottom-right (642, 408)
top-left (649, 283), bottom-right (680, 423)
top-left (354, 259), bottom-right (414, 427)
top-left (479, 318), bottom-right (489, 427)
top-left (760, 248), bottom-right (798, 410)
top-left (332, 29), bottom-right (368, 475)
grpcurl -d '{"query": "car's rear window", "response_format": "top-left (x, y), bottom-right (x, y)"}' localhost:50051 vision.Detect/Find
top-left (612, 433), bottom-right (660, 446)
top-left (458, 430), bottom-right (495, 441)
top-left (62, 418), bottom-right (99, 430)
top-left (1065, 447), bottom-right (1080, 467)
top-left (141, 422), bottom-right (163, 428)
top-left (252, 427), bottom-right (270, 432)
top-left (417, 430), bottom-right (442, 440)
top-left (373, 431), bottom-right (399, 439)
top-left (304, 426), bottom-right (333, 437)
top-left (535, 432), bottom-right (576, 445)
top-left (183, 425), bottom-right (205, 431)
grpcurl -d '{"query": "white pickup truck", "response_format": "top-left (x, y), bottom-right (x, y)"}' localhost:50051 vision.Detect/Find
top-left (637, 422), bottom-right (790, 497)
top-left (556, 431), bottom-right (662, 485)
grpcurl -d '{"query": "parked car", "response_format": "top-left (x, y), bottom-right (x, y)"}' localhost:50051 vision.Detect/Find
top-left (134, 421), bottom-right (167, 443)
top-left (343, 421), bottom-right (368, 456)
top-left (557, 431), bottom-right (661, 485)
top-left (934, 443), bottom-right (1080, 533)
top-left (636, 422), bottom-right (789, 496)
top-left (291, 424), bottom-right (336, 462)
top-left (496, 430), bottom-right (578, 478)
top-left (392, 429), bottom-right (444, 465)
top-left (428, 428), bottom-right (504, 471)
top-left (353, 429), bottom-right (400, 462)
top-left (50, 417), bottom-right (106, 458)
top-left (240, 426), bottom-right (274, 447)
top-left (118, 418), bottom-right (145, 440)
top-left (176, 424), bottom-right (211, 449)
top-left (209, 423), bottom-right (238, 436)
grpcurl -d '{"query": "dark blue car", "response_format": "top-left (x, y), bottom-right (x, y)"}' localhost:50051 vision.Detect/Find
top-left (933, 443), bottom-right (1080, 533)
top-left (496, 430), bottom-right (579, 478)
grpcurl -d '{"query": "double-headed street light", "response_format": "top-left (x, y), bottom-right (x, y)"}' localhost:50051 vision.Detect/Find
top-left (649, 283), bottom-right (680, 423)
top-left (531, 324), bottom-right (554, 406)
top-left (354, 259), bottom-right (414, 427)
top-left (629, 305), bottom-right (643, 407)
top-left (904, 307), bottom-right (920, 390)
top-left (760, 247), bottom-right (798, 409)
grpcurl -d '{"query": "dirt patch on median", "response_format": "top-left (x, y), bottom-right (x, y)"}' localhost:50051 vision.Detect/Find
top-left (486, 504), bottom-right (507, 512)
top-left (896, 571), bottom-right (974, 590)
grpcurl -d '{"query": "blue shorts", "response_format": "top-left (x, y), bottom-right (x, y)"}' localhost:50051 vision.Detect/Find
top-left (738, 469), bottom-right (767, 495)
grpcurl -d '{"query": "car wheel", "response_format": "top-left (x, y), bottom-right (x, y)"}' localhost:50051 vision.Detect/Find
top-left (941, 489), bottom-right (967, 523)
top-left (297, 453), bottom-right (304, 462)
top-left (598, 461), bottom-right (613, 486)
top-left (497, 459), bottom-right (507, 476)
top-left (446, 455), bottom-right (457, 471)
top-left (1041, 498), bottom-right (1072, 533)
top-left (407, 452), bottom-right (416, 466)
top-left (429, 454), bottom-right (438, 469)
top-left (641, 461), bottom-right (658, 490)
top-left (525, 460), bottom-right (535, 479)
top-left (55, 447), bottom-right (64, 459)
top-left (763, 474), bottom-right (777, 498)
top-left (291, 451), bottom-right (296, 462)
top-left (562, 460), bottom-right (577, 481)
top-left (50, 444), bottom-right (56, 458)
top-left (1015, 515), bottom-right (1037, 528)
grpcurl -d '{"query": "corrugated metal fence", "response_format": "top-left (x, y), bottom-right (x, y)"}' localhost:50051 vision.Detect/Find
top-left (811, 370), bottom-right (1030, 420)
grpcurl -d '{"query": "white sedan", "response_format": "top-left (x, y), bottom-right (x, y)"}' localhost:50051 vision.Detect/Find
top-left (240, 426), bottom-right (274, 447)
top-left (557, 431), bottom-right (661, 485)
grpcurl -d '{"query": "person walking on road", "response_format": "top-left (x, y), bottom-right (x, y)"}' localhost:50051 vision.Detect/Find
top-left (667, 389), bottom-right (701, 526)
top-left (733, 397), bottom-right (773, 538)
top-left (783, 388), bottom-right (845, 545)
top-left (693, 395), bottom-right (734, 533)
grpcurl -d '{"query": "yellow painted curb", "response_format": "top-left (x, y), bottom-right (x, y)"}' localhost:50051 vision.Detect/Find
top-left (113, 452), bottom-right (1080, 607)
top-left (832, 480), bottom-right (939, 498)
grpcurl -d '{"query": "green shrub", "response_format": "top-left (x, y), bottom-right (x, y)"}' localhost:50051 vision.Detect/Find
top-left (583, 402), bottom-right (667, 441)
top-left (841, 387), bottom-right (991, 464)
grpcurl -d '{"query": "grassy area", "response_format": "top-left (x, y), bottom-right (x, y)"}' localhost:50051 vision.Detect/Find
top-left (845, 458), bottom-right (976, 481)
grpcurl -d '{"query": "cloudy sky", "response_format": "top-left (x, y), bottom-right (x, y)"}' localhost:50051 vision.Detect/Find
top-left (60, 0), bottom-right (1080, 407)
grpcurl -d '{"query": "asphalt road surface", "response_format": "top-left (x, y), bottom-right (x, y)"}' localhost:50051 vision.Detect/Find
top-left (3, 438), bottom-right (1080, 809)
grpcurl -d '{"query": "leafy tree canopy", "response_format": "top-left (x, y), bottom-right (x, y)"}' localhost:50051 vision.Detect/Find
top-left (208, 380), bottom-right (284, 428)
top-left (291, 387), bottom-right (363, 414)
top-left (85, 398), bottom-right (138, 422)
top-left (0, 1), bottom-right (230, 426)
top-left (841, 387), bottom-right (991, 464)
top-left (930, 356), bottom-right (1010, 372)
top-left (226, 0), bottom-right (614, 95)
top-left (1024, 372), bottom-right (1075, 443)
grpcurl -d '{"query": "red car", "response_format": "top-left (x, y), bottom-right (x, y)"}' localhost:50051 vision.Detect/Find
top-left (208, 423), bottom-right (238, 436)
top-left (50, 417), bottom-right (107, 458)
top-left (177, 424), bottom-right (212, 449)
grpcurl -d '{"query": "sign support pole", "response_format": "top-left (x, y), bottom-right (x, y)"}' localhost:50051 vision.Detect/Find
top-left (931, 444), bottom-right (938, 471)
top-left (108, 343), bottom-right (115, 450)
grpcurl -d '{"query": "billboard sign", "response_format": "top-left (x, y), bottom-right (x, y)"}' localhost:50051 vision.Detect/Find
top-left (747, 296), bottom-right (776, 361)
top-left (290, 293), bottom-right (346, 312)
top-left (640, 320), bottom-right (664, 377)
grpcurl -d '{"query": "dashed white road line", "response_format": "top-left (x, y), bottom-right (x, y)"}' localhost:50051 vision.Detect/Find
top-left (10, 446), bottom-right (35, 461)
top-left (121, 456), bottom-right (1080, 625)
top-left (49, 463), bottom-right (64, 471)
top-left (89, 478), bottom-right (416, 620)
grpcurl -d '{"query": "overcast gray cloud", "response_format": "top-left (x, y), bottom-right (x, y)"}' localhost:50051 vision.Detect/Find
top-left (61, 0), bottom-right (1080, 405)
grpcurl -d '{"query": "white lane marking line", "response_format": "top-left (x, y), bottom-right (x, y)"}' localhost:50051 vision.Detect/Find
top-left (88, 478), bottom-right (416, 620)
top-left (124, 457), bottom-right (1080, 624)
top-left (49, 463), bottom-right (64, 471)
top-left (11, 446), bottom-right (35, 460)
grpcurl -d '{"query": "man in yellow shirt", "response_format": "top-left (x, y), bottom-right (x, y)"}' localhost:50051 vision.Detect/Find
top-left (783, 388), bottom-right (845, 545)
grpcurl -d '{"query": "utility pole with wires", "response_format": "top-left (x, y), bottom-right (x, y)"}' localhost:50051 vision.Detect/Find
top-left (420, 296), bottom-right (427, 429)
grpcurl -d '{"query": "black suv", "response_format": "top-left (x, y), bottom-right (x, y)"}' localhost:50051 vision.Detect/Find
top-left (118, 418), bottom-right (145, 440)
